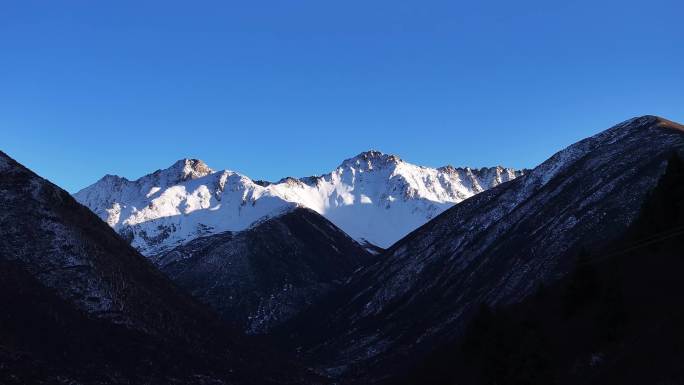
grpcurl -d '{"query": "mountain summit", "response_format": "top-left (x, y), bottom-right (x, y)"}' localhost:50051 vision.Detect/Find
top-left (339, 150), bottom-right (402, 170)
top-left (167, 158), bottom-right (214, 182)
top-left (75, 151), bottom-right (523, 254)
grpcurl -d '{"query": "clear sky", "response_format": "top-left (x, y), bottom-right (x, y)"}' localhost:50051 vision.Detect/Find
top-left (2, 0), bottom-right (683, 192)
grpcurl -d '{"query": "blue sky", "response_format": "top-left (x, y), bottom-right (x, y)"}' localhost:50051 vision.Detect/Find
top-left (2, 0), bottom-right (683, 192)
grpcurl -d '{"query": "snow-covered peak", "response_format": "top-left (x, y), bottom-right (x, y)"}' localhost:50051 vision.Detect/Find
top-left (91, 159), bottom-right (215, 189)
top-left (143, 158), bottom-right (214, 186)
top-left (75, 152), bottom-right (524, 255)
top-left (339, 150), bottom-right (402, 171)
top-left (171, 158), bottom-right (214, 180)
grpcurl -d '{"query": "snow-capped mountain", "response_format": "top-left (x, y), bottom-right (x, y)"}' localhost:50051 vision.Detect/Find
top-left (74, 151), bottom-right (523, 255)
top-left (0, 150), bottom-right (309, 384)
top-left (279, 116), bottom-right (684, 382)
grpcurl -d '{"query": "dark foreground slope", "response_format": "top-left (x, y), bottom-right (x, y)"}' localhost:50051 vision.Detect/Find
top-left (0, 258), bottom-right (226, 384)
top-left (277, 116), bottom-right (684, 382)
top-left (158, 207), bottom-right (374, 334)
top-left (0, 151), bottom-right (319, 384)
top-left (403, 154), bottom-right (684, 385)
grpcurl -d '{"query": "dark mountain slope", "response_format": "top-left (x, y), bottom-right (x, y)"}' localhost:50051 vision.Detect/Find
top-left (158, 207), bottom-right (375, 334)
top-left (0, 257), bottom-right (223, 384)
top-left (0, 151), bottom-right (319, 384)
top-left (277, 115), bottom-right (684, 382)
top-left (402, 153), bottom-right (684, 385)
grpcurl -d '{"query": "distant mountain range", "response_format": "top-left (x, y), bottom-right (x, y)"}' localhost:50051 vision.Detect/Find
top-left (72, 151), bottom-right (522, 335)
top-left (74, 151), bottom-right (523, 254)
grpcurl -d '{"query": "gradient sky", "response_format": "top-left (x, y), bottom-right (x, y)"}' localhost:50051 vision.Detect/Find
top-left (2, 0), bottom-right (683, 192)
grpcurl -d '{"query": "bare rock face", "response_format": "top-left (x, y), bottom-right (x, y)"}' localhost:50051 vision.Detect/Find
top-left (279, 116), bottom-right (684, 383)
